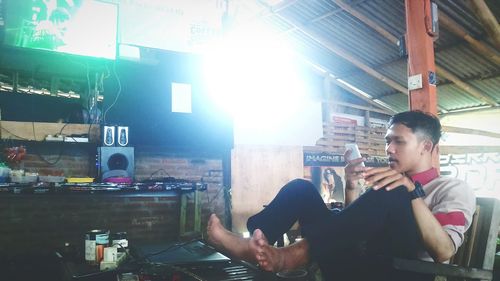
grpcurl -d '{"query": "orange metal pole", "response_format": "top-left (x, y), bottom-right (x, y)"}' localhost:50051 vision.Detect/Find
top-left (405, 0), bottom-right (438, 115)
top-left (405, 0), bottom-right (439, 169)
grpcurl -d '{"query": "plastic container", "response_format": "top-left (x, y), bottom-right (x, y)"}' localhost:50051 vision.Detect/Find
top-left (112, 232), bottom-right (128, 252)
top-left (11, 174), bottom-right (38, 183)
top-left (39, 175), bottom-right (66, 183)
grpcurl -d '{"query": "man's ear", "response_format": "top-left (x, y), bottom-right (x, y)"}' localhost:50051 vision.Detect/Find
top-left (423, 139), bottom-right (433, 152)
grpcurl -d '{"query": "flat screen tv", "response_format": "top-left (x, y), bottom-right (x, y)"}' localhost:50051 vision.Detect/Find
top-left (3, 0), bottom-right (117, 59)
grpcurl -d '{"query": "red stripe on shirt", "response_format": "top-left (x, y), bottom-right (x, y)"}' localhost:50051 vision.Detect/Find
top-left (434, 212), bottom-right (466, 226)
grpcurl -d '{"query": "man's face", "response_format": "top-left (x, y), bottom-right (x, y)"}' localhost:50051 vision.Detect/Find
top-left (385, 123), bottom-right (426, 174)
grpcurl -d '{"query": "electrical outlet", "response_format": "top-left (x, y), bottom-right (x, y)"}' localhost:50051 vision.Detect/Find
top-left (408, 74), bottom-right (422, 91)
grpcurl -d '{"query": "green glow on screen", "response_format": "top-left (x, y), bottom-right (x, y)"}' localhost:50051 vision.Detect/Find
top-left (4, 0), bottom-right (117, 60)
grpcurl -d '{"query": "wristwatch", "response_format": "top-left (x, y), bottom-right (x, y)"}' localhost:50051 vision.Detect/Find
top-left (410, 181), bottom-right (425, 200)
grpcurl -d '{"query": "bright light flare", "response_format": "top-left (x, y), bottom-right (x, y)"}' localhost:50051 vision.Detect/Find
top-left (202, 24), bottom-right (309, 130)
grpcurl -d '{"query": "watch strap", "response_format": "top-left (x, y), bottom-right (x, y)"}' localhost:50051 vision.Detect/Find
top-left (410, 181), bottom-right (425, 200)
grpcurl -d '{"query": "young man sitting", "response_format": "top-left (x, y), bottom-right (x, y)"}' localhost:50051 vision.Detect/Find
top-left (207, 111), bottom-right (476, 281)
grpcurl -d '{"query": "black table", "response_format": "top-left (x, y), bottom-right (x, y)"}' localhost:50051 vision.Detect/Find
top-left (61, 240), bottom-right (287, 281)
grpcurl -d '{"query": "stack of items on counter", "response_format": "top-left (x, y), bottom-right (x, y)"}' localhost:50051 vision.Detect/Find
top-left (0, 175), bottom-right (207, 194)
top-left (85, 230), bottom-right (129, 270)
top-left (6, 169), bottom-right (41, 184)
top-left (61, 178), bottom-right (206, 192)
top-left (0, 166), bottom-right (66, 194)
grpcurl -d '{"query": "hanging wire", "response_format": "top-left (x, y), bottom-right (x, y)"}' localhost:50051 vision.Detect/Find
top-left (35, 123), bottom-right (71, 165)
top-left (103, 61), bottom-right (122, 125)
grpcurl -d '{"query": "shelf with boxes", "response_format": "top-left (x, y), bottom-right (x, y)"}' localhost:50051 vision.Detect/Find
top-left (0, 121), bottom-right (102, 185)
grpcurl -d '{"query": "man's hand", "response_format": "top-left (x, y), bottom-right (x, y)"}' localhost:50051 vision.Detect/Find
top-left (363, 166), bottom-right (415, 192)
top-left (344, 149), bottom-right (366, 190)
top-left (344, 149), bottom-right (367, 206)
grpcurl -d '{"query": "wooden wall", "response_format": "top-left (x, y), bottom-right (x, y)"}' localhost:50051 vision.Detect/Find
top-left (230, 145), bottom-right (304, 233)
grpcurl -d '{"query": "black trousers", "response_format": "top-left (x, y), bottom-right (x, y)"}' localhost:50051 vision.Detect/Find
top-left (247, 179), bottom-right (434, 281)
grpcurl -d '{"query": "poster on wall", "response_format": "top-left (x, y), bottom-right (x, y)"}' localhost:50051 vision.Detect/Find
top-left (303, 151), bottom-right (388, 204)
top-left (440, 152), bottom-right (500, 199)
top-left (305, 151), bottom-right (500, 202)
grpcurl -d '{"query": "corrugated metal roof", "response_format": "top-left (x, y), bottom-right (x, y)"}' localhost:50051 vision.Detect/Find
top-left (354, 0), bottom-right (407, 37)
top-left (436, 46), bottom-right (499, 78)
top-left (470, 77), bottom-right (500, 103)
top-left (376, 60), bottom-right (408, 87)
top-left (378, 92), bottom-right (410, 113)
top-left (259, 0), bottom-right (500, 114)
top-left (438, 84), bottom-right (488, 110)
top-left (342, 72), bottom-right (396, 98)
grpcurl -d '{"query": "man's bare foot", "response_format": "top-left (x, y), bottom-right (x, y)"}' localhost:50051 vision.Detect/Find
top-left (206, 214), bottom-right (257, 263)
top-left (255, 237), bottom-right (310, 273)
top-left (251, 229), bottom-right (285, 272)
top-left (206, 214), bottom-right (308, 272)
top-left (206, 214), bottom-right (231, 249)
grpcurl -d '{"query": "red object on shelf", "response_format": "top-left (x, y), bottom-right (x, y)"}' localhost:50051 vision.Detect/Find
top-left (4, 146), bottom-right (27, 164)
top-left (332, 116), bottom-right (358, 125)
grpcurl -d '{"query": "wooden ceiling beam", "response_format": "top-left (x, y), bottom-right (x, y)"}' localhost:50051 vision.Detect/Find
top-left (336, 51), bottom-right (500, 83)
top-left (334, 37), bottom-right (480, 80)
top-left (268, 0), bottom-right (298, 13)
top-left (328, 100), bottom-right (393, 115)
top-left (304, 57), bottom-right (397, 114)
top-left (310, 7), bottom-right (344, 24)
top-left (439, 104), bottom-right (499, 116)
top-left (331, 0), bottom-right (496, 108)
top-left (256, 1), bottom-right (400, 113)
top-left (439, 12), bottom-right (500, 65)
top-left (440, 145), bottom-right (500, 154)
top-left (466, 0), bottom-right (500, 50)
top-left (267, 0), bottom-right (500, 110)
top-left (442, 125), bottom-right (500, 139)
top-left (261, 0), bottom-right (298, 18)
top-left (305, 9), bottom-right (498, 79)
top-left (332, 79), bottom-right (398, 114)
top-left (332, 0), bottom-right (399, 44)
top-left (274, 14), bottom-right (408, 95)
top-left (435, 66), bottom-right (498, 106)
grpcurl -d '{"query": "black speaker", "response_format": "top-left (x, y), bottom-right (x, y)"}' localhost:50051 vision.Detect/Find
top-left (98, 147), bottom-right (134, 180)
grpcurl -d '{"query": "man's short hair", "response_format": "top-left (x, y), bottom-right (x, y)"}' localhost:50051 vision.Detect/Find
top-left (388, 111), bottom-right (442, 146)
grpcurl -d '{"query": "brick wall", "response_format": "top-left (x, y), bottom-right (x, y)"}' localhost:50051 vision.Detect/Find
top-left (14, 142), bottom-right (95, 177)
top-left (0, 194), bottom-right (179, 257)
top-left (1, 143), bottom-right (228, 260)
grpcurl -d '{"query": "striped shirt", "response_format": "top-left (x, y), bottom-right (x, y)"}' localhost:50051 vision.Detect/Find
top-left (412, 169), bottom-right (476, 261)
